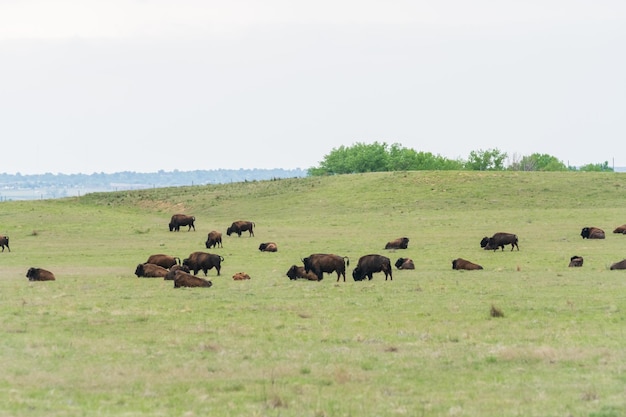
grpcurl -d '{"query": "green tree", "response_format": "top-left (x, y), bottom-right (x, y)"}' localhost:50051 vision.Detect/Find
top-left (578, 161), bottom-right (614, 172)
top-left (509, 153), bottom-right (567, 171)
top-left (464, 148), bottom-right (508, 171)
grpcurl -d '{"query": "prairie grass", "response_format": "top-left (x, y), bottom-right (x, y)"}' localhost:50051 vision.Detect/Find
top-left (1, 171), bottom-right (626, 416)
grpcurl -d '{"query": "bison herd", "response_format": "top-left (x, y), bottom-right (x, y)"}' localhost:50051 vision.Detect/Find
top-left (10, 217), bottom-right (626, 286)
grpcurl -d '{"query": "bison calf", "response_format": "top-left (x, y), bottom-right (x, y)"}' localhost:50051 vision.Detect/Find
top-left (26, 267), bottom-right (56, 281)
top-left (394, 257), bottom-right (415, 270)
top-left (452, 258), bottom-right (483, 270)
top-left (286, 265), bottom-right (319, 281)
top-left (568, 256), bottom-right (584, 267)
top-left (581, 227), bottom-right (605, 239)
top-left (173, 270), bottom-right (213, 288)
top-left (232, 272), bottom-right (251, 280)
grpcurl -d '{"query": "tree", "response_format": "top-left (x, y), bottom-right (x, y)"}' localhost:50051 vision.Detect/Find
top-left (464, 149), bottom-right (508, 171)
top-left (508, 153), bottom-right (567, 171)
top-left (578, 161), bottom-right (614, 172)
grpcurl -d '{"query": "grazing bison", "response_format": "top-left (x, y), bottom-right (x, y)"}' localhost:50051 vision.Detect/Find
top-left (353, 254), bottom-right (393, 281)
top-left (26, 267), bottom-right (55, 281)
top-left (226, 220), bottom-right (255, 237)
top-left (302, 253), bottom-right (350, 282)
top-left (395, 257), bottom-right (415, 270)
top-left (205, 231), bottom-right (223, 249)
top-left (232, 272), bottom-right (251, 280)
top-left (613, 224), bottom-right (626, 234)
top-left (452, 258), bottom-right (483, 270)
top-left (169, 214), bottom-right (196, 232)
top-left (183, 251), bottom-right (224, 276)
top-left (480, 233), bottom-right (519, 251)
top-left (173, 270), bottom-right (213, 288)
top-left (568, 256), bottom-right (584, 267)
top-left (145, 254), bottom-right (180, 269)
top-left (0, 235), bottom-right (9, 252)
top-left (385, 237), bottom-right (409, 250)
top-left (164, 264), bottom-right (190, 280)
top-left (259, 242), bottom-right (277, 252)
top-left (135, 263), bottom-right (169, 278)
top-left (610, 259), bottom-right (626, 270)
top-left (286, 265), bottom-right (319, 281)
top-left (580, 227), bottom-right (605, 239)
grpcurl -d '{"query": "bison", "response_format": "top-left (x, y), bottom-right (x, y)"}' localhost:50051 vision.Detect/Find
top-left (259, 242), bottom-right (277, 252)
top-left (205, 231), bottom-right (223, 249)
top-left (610, 259), bottom-right (626, 270)
top-left (226, 220), bottom-right (255, 237)
top-left (145, 254), bottom-right (180, 269)
top-left (135, 263), bottom-right (169, 278)
top-left (164, 264), bottom-right (190, 280)
top-left (385, 237), bottom-right (409, 250)
top-left (394, 257), bottom-right (415, 270)
top-left (26, 267), bottom-right (55, 281)
top-left (0, 235), bottom-right (9, 252)
top-left (232, 272), bottom-right (251, 280)
top-left (352, 254), bottom-right (393, 281)
top-left (580, 227), bottom-right (605, 239)
top-left (169, 214), bottom-right (196, 232)
top-left (173, 270), bottom-right (213, 288)
top-left (286, 265), bottom-right (319, 281)
top-left (568, 256), bottom-right (584, 267)
top-left (480, 233), bottom-right (519, 251)
top-left (452, 258), bottom-right (483, 270)
top-left (302, 253), bottom-right (350, 282)
top-left (183, 251), bottom-right (224, 276)
top-left (613, 224), bottom-right (626, 234)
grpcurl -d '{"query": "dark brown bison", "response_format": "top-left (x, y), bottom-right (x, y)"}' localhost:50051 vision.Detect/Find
top-left (568, 256), bottom-right (584, 267)
top-left (169, 214), bottom-right (196, 232)
top-left (613, 224), bottom-right (626, 234)
top-left (286, 265), bottom-right (319, 281)
top-left (232, 272), bottom-right (251, 280)
top-left (26, 267), bottom-right (55, 281)
top-left (135, 263), bottom-right (169, 278)
top-left (394, 257), bottom-right (415, 270)
top-left (173, 270), bottom-right (213, 288)
top-left (259, 242), bottom-right (277, 252)
top-left (452, 258), bottom-right (483, 270)
top-left (480, 233), bottom-right (519, 251)
top-left (205, 231), bottom-right (223, 249)
top-left (352, 254), bottom-right (393, 281)
top-left (385, 237), bottom-right (409, 250)
top-left (302, 254), bottom-right (350, 282)
top-left (183, 251), bottom-right (224, 276)
top-left (0, 235), bottom-right (9, 252)
top-left (145, 254), bottom-right (180, 269)
top-left (610, 259), bottom-right (626, 270)
top-left (164, 264), bottom-right (190, 280)
top-left (580, 227), bottom-right (605, 239)
top-left (226, 220), bottom-right (255, 237)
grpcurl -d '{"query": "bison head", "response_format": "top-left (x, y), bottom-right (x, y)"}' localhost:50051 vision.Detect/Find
top-left (134, 264), bottom-right (145, 277)
top-left (395, 258), bottom-right (406, 269)
top-left (352, 267), bottom-right (365, 281)
top-left (480, 237), bottom-right (490, 248)
top-left (259, 243), bottom-right (268, 251)
top-left (226, 227), bottom-right (232, 236)
top-left (286, 265), bottom-right (298, 280)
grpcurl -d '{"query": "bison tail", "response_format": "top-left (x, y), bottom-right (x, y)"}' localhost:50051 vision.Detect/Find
top-left (343, 256), bottom-right (350, 267)
top-left (174, 257), bottom-right (181, 265)
top-left (220, 256), bottom-right (225, 261)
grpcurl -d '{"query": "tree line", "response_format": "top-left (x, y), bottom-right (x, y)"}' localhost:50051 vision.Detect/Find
top-left (307, 142), bottom-right (614, 175)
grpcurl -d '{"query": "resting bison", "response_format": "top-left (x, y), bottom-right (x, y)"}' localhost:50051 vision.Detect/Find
top-left (173, 270), bottom-right (213, 288)
top-left (395, 257), bottom-right (415, 270)
top-left (610, 259), bottom-right (626, 270)
top-left (169, 214), bottom-right (196, 232)
top-left (613, 224), bottom-right (626, 234)
top-left (135, 263), bottom-right (169, 278)
top-left (232, 272), bottom-right (251, 280)
top-left (0, 235), bottom-right (9, 252)
top-left (259, 242), bottom-right (277, 252)
top-left (452, 258), bottom-right (483, 270)
top-left (164, 264), bottom-right (190, 280)
top-left (226, 220), bottom-right (255, 237)
top-left (205, 231), bottom-right (223, 249)
top-left (353, 254), bottom-right (393, 281)
top-left (385, 237), bottom-right (409, 250)
top-left (183, 251), bottom-right (224, 276)
top-left (145, 254), bottom-right (180, 269)
top-left (286, 265), bottom-right (319, 281)
top-left (302, 253), bottom-right (350, 282)
top-left (26, 267), bottom-right (55, 281)
top-left (480, 233), bottom-right (519, 251)
top-left (580, 227), bottom-right (605, 239)
top-left (568, 256), bottom-right (584, 267)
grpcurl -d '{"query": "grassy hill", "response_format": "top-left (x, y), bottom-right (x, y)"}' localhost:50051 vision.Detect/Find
top-left (1, 171), bottom-right (625, 416)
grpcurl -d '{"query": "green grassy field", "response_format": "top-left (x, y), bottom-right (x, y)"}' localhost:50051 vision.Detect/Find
top-left (1, 171), bottom-right (626, 417)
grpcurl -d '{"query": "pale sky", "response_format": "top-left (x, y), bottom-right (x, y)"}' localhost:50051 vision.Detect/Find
top-left (1, 1), bottom-right (625, 174)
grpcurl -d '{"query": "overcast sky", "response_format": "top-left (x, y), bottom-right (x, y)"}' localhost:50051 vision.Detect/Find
top-left (1, 1), bottom-right (625, 174)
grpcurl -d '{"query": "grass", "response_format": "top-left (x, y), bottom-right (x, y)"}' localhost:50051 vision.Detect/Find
top-left (1, 171), bottom-right (626, 416)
